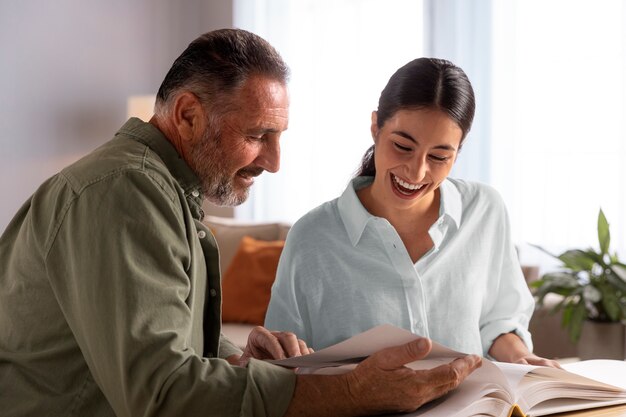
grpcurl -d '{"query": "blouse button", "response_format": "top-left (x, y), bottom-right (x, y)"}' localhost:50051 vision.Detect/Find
top-left (209, 288), bottom-right (217, 297)
top-left (198, 230), bottom-right (207, 239)
top-left (191, 190), bottom-right (200, 197)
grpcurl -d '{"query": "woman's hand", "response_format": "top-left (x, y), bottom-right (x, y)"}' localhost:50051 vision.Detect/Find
top-left (489, 332), bottom-right (561, 368)
top-left (508, 353), bottom-right (562, 368)
top-left (227, 326), bottom-right (314, 367)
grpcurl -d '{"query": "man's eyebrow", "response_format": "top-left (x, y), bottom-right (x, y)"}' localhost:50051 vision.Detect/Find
top-left (248, 127), bottom-right (283, 134)
top-left (392, 130), bottom-right (457, 151)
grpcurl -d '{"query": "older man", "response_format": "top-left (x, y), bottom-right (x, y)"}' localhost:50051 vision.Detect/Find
top-left (0, 28), bottom-right (480, 416)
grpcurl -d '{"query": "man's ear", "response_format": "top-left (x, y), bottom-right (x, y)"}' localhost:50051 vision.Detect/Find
top-left (171, 92), bottom-right (206, 143)
top-left (370, 111), bottom-right (379, 143)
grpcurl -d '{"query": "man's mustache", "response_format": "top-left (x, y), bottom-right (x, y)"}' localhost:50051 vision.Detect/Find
top-left (238, 166), bottom-right (264, 178)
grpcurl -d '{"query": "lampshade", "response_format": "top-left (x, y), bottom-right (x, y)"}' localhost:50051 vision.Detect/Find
top-left (127, 95), bottom-right (156, 121)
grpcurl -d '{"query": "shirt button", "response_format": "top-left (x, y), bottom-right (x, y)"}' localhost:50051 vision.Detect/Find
top-left (191, 190), bottom-right (200, 197)
top-left (207, 352), bottom-right (214, 358)
top-left (209, 288), bottom-right (217, 297)
top-left (198, 230), bottom-right (207, 239)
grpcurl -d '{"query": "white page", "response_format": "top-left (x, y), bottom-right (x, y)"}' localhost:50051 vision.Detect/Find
top-left (562, 360), bottom-right (626, 390)
top-left (269, 324), bottom-right (463, 368)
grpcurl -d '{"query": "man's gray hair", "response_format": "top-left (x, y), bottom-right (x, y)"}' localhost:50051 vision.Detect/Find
top-left (154, 28), bottom-right (289, 120)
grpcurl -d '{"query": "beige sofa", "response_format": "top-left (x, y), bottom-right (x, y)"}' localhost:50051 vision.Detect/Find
top-left (204, 215), bottom-right (290, 349)
top-left (204, 215), bottom-right (577, 358)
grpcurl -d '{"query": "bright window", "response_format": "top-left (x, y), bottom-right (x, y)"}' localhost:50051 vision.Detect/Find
top-left (491, 0), bottom-right (626, 264)
top-left (235, 0), bottom-right (625, 265)
top-left (234, 0), bottom-right (424, 223)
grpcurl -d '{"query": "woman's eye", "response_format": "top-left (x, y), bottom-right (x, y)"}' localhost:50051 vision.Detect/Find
top-left (393, 143), bottom-right (411, 152)
top-left (429, 154), bottom-right (449, 162)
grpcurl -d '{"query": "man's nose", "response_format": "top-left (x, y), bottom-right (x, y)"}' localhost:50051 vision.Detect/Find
top-left (256, 138), bottom-right (281, 173)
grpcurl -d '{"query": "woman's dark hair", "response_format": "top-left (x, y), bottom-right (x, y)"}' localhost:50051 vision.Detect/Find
top-left (356, 57), bottom-right (475, 177)
top-left (155, 28), bottom-right (289, 119)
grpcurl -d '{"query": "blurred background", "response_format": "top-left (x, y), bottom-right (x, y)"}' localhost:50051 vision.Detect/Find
top-left (1, 0), bottom-right (624, 271)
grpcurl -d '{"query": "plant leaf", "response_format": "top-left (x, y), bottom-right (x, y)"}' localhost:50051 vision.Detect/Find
top-left (532, 273), bottom-right (581, 301)
top-left (606, 270), bottom-right (626, 293)
top-left (529, 243), bottom-right (559, 260)
top-left (561, 302), bottom-right (574, 327)
top-left (598, 208), bottom-right (610, 255)
top-left (599, 286), bottom-right (622, 321)
top-left (568, 301), bottom-right (587, 343)
top-left (583, 285), bottom-right (602, 303)
top-left (583, 250), bottom-right (606, 266)
top-left (611, 264), bottom-right (626, 282)
top-left (558, 250), bottom-right (598, 271)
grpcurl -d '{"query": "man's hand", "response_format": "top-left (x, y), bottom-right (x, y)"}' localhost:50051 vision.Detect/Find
top-left (228, 326), bottom-right (313, 367)
top-left (285, 337), bottom-right (482, 416)
top-left (343, 338), bottom-right (482, 414)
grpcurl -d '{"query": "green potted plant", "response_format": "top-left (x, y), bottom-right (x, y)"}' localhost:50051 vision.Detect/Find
top-left (530, 209), bottom-right (626, 359)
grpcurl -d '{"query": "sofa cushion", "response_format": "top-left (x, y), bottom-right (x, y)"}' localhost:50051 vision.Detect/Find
top-left (203, 215), bottom-right (290, 273)
top-left (221, 236), bottom-right (285, 325)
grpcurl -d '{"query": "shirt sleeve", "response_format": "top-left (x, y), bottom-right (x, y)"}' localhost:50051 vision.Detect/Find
top-left (264, 227), bottom-right (309, 344)
top-left (479, 195), bottom-right (535, 357)
top-left (44, 170), bottom-right (295, 417)
top-left (219, 333), bottom-right (244, 359)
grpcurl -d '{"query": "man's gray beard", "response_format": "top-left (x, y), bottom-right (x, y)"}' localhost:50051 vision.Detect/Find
top-left (187, 134), bottom-right (249, 207)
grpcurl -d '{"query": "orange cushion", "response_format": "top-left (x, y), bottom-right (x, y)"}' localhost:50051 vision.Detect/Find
top-left (221, 236), bottom-right (285, 325)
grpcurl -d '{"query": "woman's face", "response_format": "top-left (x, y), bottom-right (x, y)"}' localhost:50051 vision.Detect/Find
top-left (370, 107), bottom-right (463, 212)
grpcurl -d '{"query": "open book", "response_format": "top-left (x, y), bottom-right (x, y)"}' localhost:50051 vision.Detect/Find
top-left (270, 325), bottom-right (626, 417)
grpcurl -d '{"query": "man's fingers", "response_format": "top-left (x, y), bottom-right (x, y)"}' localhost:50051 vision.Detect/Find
top-left (297, 338), bottom-right (311, 356)
top-left (419, 355), bottom-right (482, 389)
top-left (246, 327), bottom-right (312, 360)
top-left (248, 326), bottom-right (286, 359)
top-left (410, 355), bottom-right (482, 405)
top-left (271, 331), bottom-right (303, 357)
top-left (369, 338), bottom-right (432, 371)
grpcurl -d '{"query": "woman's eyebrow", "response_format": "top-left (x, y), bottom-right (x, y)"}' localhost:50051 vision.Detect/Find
top-left (392, 130), bottom-right (457, 151)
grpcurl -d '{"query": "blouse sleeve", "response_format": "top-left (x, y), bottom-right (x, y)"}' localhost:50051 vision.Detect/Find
top-left (479, 195), bottom-right (535, 357)
top-left (264, 226), bottom-right (310, 344)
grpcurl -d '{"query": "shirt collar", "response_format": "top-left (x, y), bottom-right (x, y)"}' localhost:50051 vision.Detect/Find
top-left (338, 176), bottom-right (463, 247)
top-left (115, 118), bottom-right (204, 215)
top-left (438, 179), bottom-right (462, 229)
top-left (338, 176), bottom-right (376, 246)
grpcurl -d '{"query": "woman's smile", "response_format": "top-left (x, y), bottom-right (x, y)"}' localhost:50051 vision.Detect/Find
top-left (390, 173), bottom-right (428, 200)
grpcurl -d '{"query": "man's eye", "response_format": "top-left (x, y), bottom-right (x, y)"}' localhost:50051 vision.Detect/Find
top-left (247, 135), bottom-right (264, 141)
top-left (393, 143), bottom-right (411, 152)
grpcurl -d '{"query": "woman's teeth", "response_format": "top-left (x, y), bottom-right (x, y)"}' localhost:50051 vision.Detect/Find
top-left (392, 174), bottom-right (424, 194)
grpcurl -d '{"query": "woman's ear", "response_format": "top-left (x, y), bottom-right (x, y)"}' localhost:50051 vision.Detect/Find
top-left (172, 92), bottom-right (206, 144)
top-left (370, 111), bottom-right (379, 142)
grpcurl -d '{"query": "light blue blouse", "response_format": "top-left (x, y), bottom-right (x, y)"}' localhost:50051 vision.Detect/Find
top-left (265, 176), bottom-right (535, 356)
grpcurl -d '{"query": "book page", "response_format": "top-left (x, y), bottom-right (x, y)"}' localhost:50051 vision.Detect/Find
top-left (517, 360), bottom-right (626, 416)
top-left (269, 324), bottom-right (463, 368)
top-left (562, 360), bottom-right (626, 390)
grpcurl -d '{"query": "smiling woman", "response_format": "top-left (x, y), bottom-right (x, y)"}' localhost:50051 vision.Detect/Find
top-left (264, 57), bottom-right (560, 368)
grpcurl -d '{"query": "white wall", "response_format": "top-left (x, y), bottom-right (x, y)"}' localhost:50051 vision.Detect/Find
top-left (0, 0), bottom-right (234, 232)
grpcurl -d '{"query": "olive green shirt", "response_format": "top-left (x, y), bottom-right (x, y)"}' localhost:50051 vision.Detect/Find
top-left (0, 118), bottom-right (296, 417)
